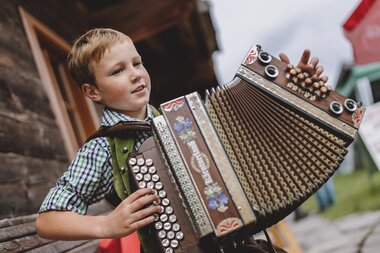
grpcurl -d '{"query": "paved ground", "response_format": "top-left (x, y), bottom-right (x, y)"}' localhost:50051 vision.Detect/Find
top-left (286, 210), bottom-right (380, 253)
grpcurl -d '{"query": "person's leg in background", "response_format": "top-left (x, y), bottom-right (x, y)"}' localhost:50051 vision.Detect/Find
top-left (315, 178), bottom-right (336, 212)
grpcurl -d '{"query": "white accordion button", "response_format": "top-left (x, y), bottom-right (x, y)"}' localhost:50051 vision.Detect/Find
top-left (128, 158), bottom-right (137, 166)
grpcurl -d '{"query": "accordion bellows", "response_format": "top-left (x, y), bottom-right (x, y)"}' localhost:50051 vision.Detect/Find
top-left (127, 46), bottom-right (365, 253)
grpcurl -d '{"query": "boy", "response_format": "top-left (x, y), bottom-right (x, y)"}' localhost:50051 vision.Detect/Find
top-left (36, 28), bottom-right (326, 251)
top-left (36, 28), bottom-right (161, 241)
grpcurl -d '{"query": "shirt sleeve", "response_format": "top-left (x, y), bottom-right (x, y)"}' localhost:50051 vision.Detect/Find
top-left (39, 137), bottom-right (113, 214)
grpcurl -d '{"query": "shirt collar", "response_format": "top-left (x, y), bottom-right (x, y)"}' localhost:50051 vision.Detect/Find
top-left (100, 105), bottom-right (154, 127)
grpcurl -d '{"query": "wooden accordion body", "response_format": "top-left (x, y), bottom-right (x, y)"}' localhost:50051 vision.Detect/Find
top-left (127, 46), bottom-right (365, 253)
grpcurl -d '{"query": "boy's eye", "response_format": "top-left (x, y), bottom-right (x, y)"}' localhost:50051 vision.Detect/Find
top-left (112, 68), bottom-right (124, 75)
top-left (133, 61), bottom-right (143, 67)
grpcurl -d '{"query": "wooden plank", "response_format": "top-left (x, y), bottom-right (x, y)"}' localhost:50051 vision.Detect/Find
top-left (0, 153), bottom-right (66, 185)
top-left (0, 234), bottom-right (50, 253)
top-left (0, 222), bottom-right (36, 242)
top-left (0, 201), bottom-right (110, 229)
top-left (0, 152), bottom-right (68, 219)
top-left (0, 48), bottom-right (54, 118)
top-left (90, 0), bottom-right (194, 41)
top-left (0, 114), bottom-right (66, 160)
top-left (0, 183), bottom-right (37, 220)
top-left (28, 240), bottom-right (95, 253)
top-left (0, 214), bottom-right (37, 229)
top-left (0, 1), bottom-right (37, 65)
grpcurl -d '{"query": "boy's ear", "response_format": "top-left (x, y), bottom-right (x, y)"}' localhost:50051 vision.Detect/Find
top-left (81, 83), bottom-right (102, 102)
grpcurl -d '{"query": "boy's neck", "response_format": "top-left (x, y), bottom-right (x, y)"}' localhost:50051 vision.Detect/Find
top-left (107, 105), bottom-right (148, 120)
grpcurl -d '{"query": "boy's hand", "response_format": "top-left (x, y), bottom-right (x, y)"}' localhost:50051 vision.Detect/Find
top-left (279, 49), bottom-right (329, 83)
top-left (103, 188), bottom-right (161, 238)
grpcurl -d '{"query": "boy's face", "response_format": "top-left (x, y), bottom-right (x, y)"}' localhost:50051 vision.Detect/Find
top-left (85, 39), bottom-right (151, 119)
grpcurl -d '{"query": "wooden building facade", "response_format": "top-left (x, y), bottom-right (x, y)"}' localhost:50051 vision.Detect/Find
top-left (0, 0), bottom-right (219, 220)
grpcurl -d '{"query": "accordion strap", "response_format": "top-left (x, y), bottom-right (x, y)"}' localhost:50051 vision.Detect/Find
top-left (86, 106), bottom-right (160, 143)
top-left (85, 121), bottom-right (152, 143)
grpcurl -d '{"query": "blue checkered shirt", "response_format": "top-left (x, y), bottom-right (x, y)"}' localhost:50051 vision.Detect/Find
top-left (39, 106), bottom-right (155, 214)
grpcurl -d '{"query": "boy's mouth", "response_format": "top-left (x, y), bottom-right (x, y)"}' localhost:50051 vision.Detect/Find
top-left (132, 84), bottom-right (145, 94)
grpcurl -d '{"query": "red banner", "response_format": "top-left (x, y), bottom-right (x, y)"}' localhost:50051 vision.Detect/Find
top-left (343, 0), bottom-right (380, 64)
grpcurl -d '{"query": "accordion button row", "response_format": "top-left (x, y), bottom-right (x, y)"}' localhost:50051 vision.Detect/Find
top-left (129, 156), bottom-right (184, 252)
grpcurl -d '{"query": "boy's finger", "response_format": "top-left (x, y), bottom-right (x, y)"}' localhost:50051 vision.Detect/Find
top-left (130, 205), bottom-right (161, 224)
top-left (321, 75), bottom-right (329, 83)
top-left (129, 194), bottom-right (160, 213)
top-left (279, 53), bottom-right (290, 64)
top-left (130, 215), bottom-right (157, 230)
top-left (307, 57), bottom-right (319, 70)
top-left (315, 65), bottom-right (324, 77)
top-left (124, 188), bottom-right (156, 204)
top-left (298, 49), bottom-right (311, 67)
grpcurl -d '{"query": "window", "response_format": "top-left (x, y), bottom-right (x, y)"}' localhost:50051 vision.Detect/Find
top-left (20, 8), bottom-right (100, 160)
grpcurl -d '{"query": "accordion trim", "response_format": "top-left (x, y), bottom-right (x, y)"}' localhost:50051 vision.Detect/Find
top-left (153, 115), bottom-right (214, 236)
top-left (236, 66), bottom-right (357, 140)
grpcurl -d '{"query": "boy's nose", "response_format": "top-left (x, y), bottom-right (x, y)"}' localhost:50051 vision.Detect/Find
top-left (130, 69), bottom-right (142, 83)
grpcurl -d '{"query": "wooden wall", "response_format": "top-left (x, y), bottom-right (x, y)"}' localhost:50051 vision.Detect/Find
top-left (0, 1), bottom-right (73, 219)
top-left (0, 0), bottom-right (218, 219)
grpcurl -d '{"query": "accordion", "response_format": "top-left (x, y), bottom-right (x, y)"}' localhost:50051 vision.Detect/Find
top-left (127, 45), bottom-right (365, 253)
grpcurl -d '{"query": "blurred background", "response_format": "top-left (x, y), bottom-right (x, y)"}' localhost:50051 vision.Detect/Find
top-left (0, 0), bottom-right (379, 252)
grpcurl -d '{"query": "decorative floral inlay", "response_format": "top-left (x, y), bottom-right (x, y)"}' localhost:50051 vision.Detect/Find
top-left (172, 116), bottom-right (229, 213)
top-left (205, 182), bottom-right (229, 212)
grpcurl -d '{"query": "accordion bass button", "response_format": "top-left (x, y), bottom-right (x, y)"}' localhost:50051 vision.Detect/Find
top-left (159, 190), bottom-right (167, 198)
top-left (147, 182), bottom-right (155, 189)
top-left (160, 214), bottom-right (169, 222)
top-left (167, 231), bottom-right (175, 239)
top-left (132, 166), bottom-right (139, 173)
top-left (176, 231), bottom-right (184, 240)
top-left (169, 214), bottom-right (177, 223)
top-left (155, 182), bottom-right (163, 190)
top-left (146, 159), bottom-right (154, 166)
top-left (137, 158), bottom-right (145, 166)
top-left (135, 173), bottom-right (143, 181)
top-left (128, 158), bottom-right (137, 166)
top-left (165, 206), bottom-right (173, 214)
top-left (155, 222), bottom-right (163, 230)
top-left (152, 174), bottom-right (160, 182)
top-left (162, 239), bottom-right (170, 247)
top-left (170, 240), bottom-right (179, 248)
top-left (143, 174), bottom-right (151, 181)
top-left (165, 248), bottom-right (173, 253)
top-left (172, 223), bottom-right (180, 231)
top-left (140, 166), bottom-right (148, 174)
top-left (149, 166), bottom-right (157, 174)
top-left (158, 230), bottom-right (166, 239)
top-left (162, 198), bottom-right (170, 206)
top-left (163, 222), bottom-right (172, 231)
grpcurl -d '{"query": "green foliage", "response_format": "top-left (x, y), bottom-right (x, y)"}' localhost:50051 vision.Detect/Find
top-left (300, 169), bottom-right (380, 219)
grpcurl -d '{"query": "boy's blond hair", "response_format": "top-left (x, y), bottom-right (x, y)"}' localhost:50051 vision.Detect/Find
top-left (67, 28), bottom-right (132, 88)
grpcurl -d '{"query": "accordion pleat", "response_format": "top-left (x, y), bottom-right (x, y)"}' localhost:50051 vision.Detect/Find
top-left (205, 80), bottom-right (347, 232)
